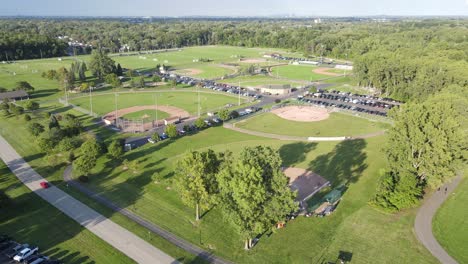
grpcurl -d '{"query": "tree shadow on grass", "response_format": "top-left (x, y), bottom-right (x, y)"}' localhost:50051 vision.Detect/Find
top-left (308, 139), bottom-right (367, 187)
top-left (279, 142), bottom-right (317, 167)
top-left (31, 89), bottom-right (61, 100)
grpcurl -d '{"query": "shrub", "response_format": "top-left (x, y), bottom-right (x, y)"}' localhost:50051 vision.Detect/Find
top-left (78, 176), bottom-right (89, 183)
top-left (275, 99), bottom-right (281, 103)
top-left (24, 114), bottom-right (31, 122)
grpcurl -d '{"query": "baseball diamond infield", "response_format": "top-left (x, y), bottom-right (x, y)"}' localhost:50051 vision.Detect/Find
top-left (103, 105), bottom-right (191, 132)
top-left (312, 67), bottom-right (342, 76)
top-left (283, 167), bottom-right (330, 202)
top-left (271, 106), bottom-right (330, 122)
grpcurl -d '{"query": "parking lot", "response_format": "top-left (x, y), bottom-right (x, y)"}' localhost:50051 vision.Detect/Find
top-left (299, 89), bottom-right (402, 117)
top-left (0, 235), bottom-right (61, 264)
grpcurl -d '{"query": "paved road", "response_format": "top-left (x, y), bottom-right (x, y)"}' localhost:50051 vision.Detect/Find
top-left (414, 175), bottom-right (462, 264)
top-left (0, 136), bottom-right (176, 264)
top-left (63, 165), bottom-right (232, 264)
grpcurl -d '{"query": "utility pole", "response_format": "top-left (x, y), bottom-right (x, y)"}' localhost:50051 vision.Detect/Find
top-left (154, 93), bottom-right (158, 128)
top-left (114, 93), bottom-right (118, 125)
top-left (238, 81), bottom-right (241, 106)
top-left (197, 85), bottom-right (201, 117)
top-left (89, 86), bottom-right (93, 116)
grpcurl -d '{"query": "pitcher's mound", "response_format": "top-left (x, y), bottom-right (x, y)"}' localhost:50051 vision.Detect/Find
top-left (272, 106), bottom-right (330, 122)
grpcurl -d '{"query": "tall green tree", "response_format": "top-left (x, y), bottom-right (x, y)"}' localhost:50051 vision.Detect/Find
top-left (217, 109), bottom-right (230, 121)
top-left (78, 62), bottom-right (87, 81)
top-left (108, 140), bottom-right (123, 160)
top-left (28, 122), bottom-right (45, 137)
top-left (164, 124), bottom-right (178, 138)
top-left (75, 138), bottom-right (101, 176)
top-left (176, 150), bottom-right (226, 221)
top-left (217, 146), bottom-right (297, 249)
top-left (105, 73), bottom-right (121, 88)
top-left (24, 100), bottom-right (39, 111)
top-left (89, 49), bottom-right (116, 80)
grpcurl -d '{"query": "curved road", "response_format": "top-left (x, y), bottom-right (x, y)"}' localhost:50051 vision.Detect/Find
top-left (0, 136), bottom-right (175, 264)
top-left (63, 165), bottom-right (231, 264)
top-left (414, 175), bottom-right (462, 264)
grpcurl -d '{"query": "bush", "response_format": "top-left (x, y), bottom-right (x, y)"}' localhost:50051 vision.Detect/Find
top-left (78, 176), bottom-right (89, 183)
top-left (275, 99), bottom-right (281, 103)
top-left (24, 114), bottom-right (31, 122)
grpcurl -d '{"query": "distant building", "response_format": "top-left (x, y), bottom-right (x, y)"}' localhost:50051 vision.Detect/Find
top-left (249, 84), bottom-right (292, 95)
top-left (0, 90), bottom-right (29, 102)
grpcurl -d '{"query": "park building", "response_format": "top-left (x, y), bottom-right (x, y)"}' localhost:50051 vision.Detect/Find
top-left (250, 84), bottom-right (292, 95)
top-left (0, 90), bottom-right (29, 103)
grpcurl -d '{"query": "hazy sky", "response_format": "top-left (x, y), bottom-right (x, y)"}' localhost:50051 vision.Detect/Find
top-left (2, 0), bottom-right (468, 17)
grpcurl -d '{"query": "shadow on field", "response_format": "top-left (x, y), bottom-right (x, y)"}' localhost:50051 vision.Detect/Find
top-left (31, 89), bottom-right (60, 100)
top-left (308, 139), bottom-right (367, 187)
top-left (0, 187), bottom-right (95, 264)
top-left (279, 142), bottom-right (317, 166)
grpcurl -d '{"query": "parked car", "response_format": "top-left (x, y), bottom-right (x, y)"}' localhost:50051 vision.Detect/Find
top-left (5, 243), bottom-right (28, 258)
top-left (177, 129), bottom-right (186, 135)
top-left (30, 256), bottom-right (49, 264)
top-left (211, 118), bottom-right (221, 124)
top-left (204, 120), bottom-right (212, 126)
top-left (147, 138), bottom-right (156, 144)
top-left (39, 182), bottom-right (49, 189)
top-left (23, 254), bottom-right (41, 264)
top-left (13, 246), bottom-right (38, 262)
top-left (159, 133), bottom-right (169, 140)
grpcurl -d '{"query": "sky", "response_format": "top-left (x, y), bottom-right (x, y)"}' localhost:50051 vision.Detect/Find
top-left (1, 0), bottom-right (468, 17)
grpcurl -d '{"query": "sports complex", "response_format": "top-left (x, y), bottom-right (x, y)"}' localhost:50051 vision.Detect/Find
top-left (0, 44), bottom-right (463, 264)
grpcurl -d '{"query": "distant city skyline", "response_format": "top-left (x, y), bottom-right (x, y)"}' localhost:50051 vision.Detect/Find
top-left (1, 0), bottom-right (468, 17)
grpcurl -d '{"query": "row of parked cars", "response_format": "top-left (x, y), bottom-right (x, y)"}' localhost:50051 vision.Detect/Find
top-left (0, 235), bottom-right (60, 264)
top-left (309, 92), bottom-right (396, 109)
top-left (298, 96), bottom-right (388, 117)
top-left (201, 80), bottom-right (263, 99)
top-left (326, 89), bottom-right (402, 105)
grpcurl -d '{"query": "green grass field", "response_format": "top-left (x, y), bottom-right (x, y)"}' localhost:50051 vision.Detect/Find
top-left (270, 65), bottom-right (331, 81)
top-left (0, 103), bottom-right (436, 263)
top-left (0, 161), bottom-right (135, 264)
top-left (433, 177), bottom-right (468, 263)
top-left (70, 91), bottom-right (245, 115)
top-left (122, 109), bottom-right (170, 121)
top-left (235, 112), bottom-right (389, 137)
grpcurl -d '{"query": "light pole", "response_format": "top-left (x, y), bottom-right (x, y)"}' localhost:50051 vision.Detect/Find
top-left (238, 81), bottom-right (241, 106)
top-left (198, 85), bottom-right (201, 117)
top-left (114, 93), bottom-right (118, 125)
top-left (89, 86), bottom-right (93, 116)
top-left (154, 93), bottom-right (159, 128)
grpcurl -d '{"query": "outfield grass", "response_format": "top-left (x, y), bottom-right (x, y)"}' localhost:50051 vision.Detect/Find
top-left (70, 91), bottom-right (245, 115)
top-left (235, 112), bottom-right (389, 137)
top-left (0, 161), bottom-right (135, 264)
top-left (270, 65), bottom-right (331, 81)
top-left (122, 109), bottom-right (170, 121)
top-left (433, 177), bottom-right (468, 263)
top-left (221, 75), bottom-right (305, 87)
top-left (172, 64), bottom-right (235, 79)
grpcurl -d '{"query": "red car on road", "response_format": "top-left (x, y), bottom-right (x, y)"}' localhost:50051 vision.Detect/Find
top-left (39, 181), bottom-right (49, 189)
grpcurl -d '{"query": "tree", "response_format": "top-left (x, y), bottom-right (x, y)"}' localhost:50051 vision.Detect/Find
top-left (194, 118), bottom-right (206, 129)
top-left (0, 87), bottom-right (7, 93)
top-left (75, 138), bottom-right (101, 176)
top-left (28, 122), bottom-right (45, 137)
top-left (48, 114), bottom-right (60, 129)
top-left (15, 81), bottom-right (34, 92)
top-left (24, 100), bottom-right (39, 111)
top-left (217, 146), bottom-right (298, 249)
top-left (10, 105), bottom-right (24, 116)
top-left (218, 109), bottom-right (230, 121)
top-left (165, 124), bottom-right (178, 138)
top-left (373, 96), bottom-right (466, 211)
top-left (57, 67), bottom-right (73, 91)
top-left (138, 76), bottom-right (145, 88)
top-left (176, 150), bottom-right (226, 221)
top-left (0, 101), bottom-right (9, 111)
top-left (108, 140), bottom-right (123, 160)
top-left (57, 136), bottom-right (81, 152)
top-left (152, 75), bottom-right (161, 82)
top-left (105, 73), bottom-right (121, 88)
top-left (62, 113), bottom-right (82, 137)
top-left (80, 82), bottom-right (89, 91)
top-left (151, 132), bottom-right (160, 142)
top-left (89, 49), bottom-right (116, 80)
top-left (78, 62), bottom-right (87, 81)
top-left (116, 63), bottom-right (123, 76)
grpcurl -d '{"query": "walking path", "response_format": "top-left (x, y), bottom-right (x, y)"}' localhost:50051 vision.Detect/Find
top-left (223, 123), bottom-right (385, 141)
top-left (414, 175), bottom-right (462, 264)
top-left (0, 136), bottom-right (175, 264)
top-left (63, 165), bottom-right (231, 264)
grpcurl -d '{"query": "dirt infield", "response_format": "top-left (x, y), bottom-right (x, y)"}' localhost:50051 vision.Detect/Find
top-left (103, 105), bottom-right (190, 132)
top-left (175, 68), bottom-right (203, 76)
top-left (271, 106), bottom-right (330, 122)
top-left (313, 67), bottom-right (341, 76)
top-left (239, 58), bottom-right (267, 63)
top-left (283, 167), bottom-right (330, 202)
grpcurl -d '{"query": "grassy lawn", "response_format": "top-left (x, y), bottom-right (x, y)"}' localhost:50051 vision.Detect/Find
top-left (433, 177), bottom-right (468, 263)
top-left (0, 161), bottom-right (135, 264)
top-left (70, 91), bottom-right (245, 115)
top-left (235, 112), bottom-right (389, 137)
top-left (122, 109), bottom-right (170, 121)
top-left (221, 75), bottom-right (305, 87)
top-left (270, 65), bottom-right (330, 81)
